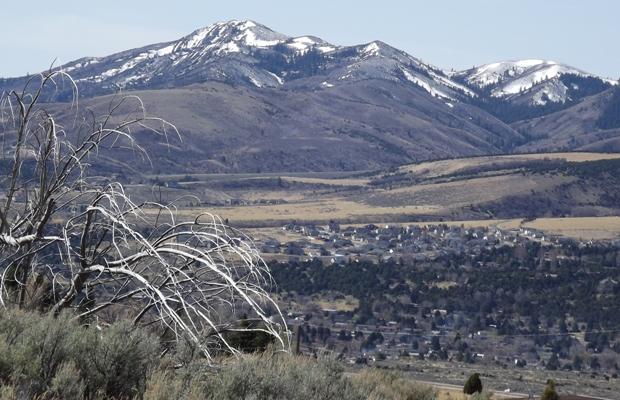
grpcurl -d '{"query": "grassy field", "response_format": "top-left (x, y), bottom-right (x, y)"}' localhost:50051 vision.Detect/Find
top-left (316, 295), bottom-right (360, 312)
top-left (521, 216), bottom-right (620, 240)
top-left (398, 152), bottom-right (620, 178)
top-left (135, 152), bottom-right (620, 240)
top-left (172, 173), bottom-right (569, 225)
top-left (173, 199), bottom-right (441, 225)
top-left (363, 173), bottom-right (569, 208)
top-left (421, 217), bottom-right (620, 240)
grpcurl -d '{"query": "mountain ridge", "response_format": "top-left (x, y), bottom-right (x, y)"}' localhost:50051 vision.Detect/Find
top-left (1, 19), bottom-right (613, 110)
top-left (0, 20), bottom-right (618, 174)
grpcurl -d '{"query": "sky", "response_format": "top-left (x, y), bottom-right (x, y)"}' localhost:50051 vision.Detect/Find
top-left (0, 0), bottom-right (618, 78)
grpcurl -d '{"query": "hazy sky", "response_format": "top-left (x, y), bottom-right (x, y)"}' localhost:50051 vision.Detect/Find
top-left (1, 0), bottom-right (618, 78)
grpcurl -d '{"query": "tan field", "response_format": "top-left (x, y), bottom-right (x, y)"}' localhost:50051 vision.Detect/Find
top-left (435, 217), bottom-right (620, 240)
top-left (170, 199), bottom-right (441, 225)
top-left (435, 389), bottom-right (523, 400)
top-left (169, 173), bottom-right (571, 225)
top-left (521, 216), bottom-right (620, 240)
top-left (371, 217), bottom-right (620, 240)
top-left (364, 173), bottom-right (569, 208)
top-left (135, 152), bottom-right (620, 240)
top-left (399, 152), bottom-right (620, 178)
top-left (316, 295), bottom-right (360, 312)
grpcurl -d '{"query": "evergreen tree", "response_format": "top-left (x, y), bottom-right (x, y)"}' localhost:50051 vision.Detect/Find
top-left (540, 379), bottom-right (559, 400)
top-left (546, 353), bottom-right (560, 370)
top-left (463, 373), bottom-right (483, 394)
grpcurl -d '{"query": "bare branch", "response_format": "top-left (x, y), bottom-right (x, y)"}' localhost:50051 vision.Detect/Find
top-left (0, 71), bottom-right (289, 361)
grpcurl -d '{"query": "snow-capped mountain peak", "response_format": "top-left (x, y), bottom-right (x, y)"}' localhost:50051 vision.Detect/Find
top-left (47, 21), bottom-right (478, 98)
top-left (175, 19), bottom-right (287, 54)
top-left (2, 20), bottom-right (613, 112)
top-left (462, 59), bottom-right (582, 93)
top-left (456, 59), bottom-right (617, 106)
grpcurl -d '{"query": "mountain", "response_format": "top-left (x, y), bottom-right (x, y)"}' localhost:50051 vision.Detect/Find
top-left (0, 20), bottom-right (475, 103)
top-left (0, 20), bottom-right (617, 173)
top-left (453, 60), bottom-right (616, 122)
top-left (456, 60), bottom-right (613, 104)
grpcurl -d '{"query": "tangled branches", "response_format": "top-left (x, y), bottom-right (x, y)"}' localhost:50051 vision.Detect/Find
top-left (0, 72), bottom-right (288, 360)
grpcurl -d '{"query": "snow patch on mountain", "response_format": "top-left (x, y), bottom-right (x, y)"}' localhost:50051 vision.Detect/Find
top-left (362, 42), bottom-right (381, 57)
top-left (267, 71), bottom-right (284, 85)
top-left (285, 36), bottom-right (337, 54)
top-left (241, 29), bottom-right (282, 48)
top-left (428, 70), bottom-right (476, 97)
top-left (401, 68), bottom-right (453, 100)
top-left (530, 80), bottom-right (568, 106)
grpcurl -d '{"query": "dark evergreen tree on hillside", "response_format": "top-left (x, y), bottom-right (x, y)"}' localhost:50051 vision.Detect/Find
top-left (463, 373), bottom-right (483, 394)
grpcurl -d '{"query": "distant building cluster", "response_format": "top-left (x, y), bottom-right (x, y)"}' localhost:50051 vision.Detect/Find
top-left (261, 221), bottom-right (568, 264)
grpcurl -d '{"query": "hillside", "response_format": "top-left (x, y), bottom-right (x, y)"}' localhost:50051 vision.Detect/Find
top-left (127, 152), bottom-right (620, 227)
top-left (43, 81), bottom-right (523, 174)
top-left (513, 87), bottom-right (620, 152)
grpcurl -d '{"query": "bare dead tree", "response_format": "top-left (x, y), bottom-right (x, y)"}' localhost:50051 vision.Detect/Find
top-left (0, 71), bottom-right (289, 361)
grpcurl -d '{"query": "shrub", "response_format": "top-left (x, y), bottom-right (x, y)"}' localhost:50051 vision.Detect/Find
top-left (48, 362), bottom-right (86, 399)
top-left (143, 371), bottom-right (207, 400)
top-left (470, 391), bottom-right (493, 400)
top-left (463, 372), bottom-right (483, 394)
top-left (350, 369), bottom-right (436, 400)
top-left (144, 353), bottom-right (437, 400)
top-left (2, 309), bottom-right (440, 400)
top-left (207, 352), bottom-right (356, 400)
top-left (540, 379), bottom-right (559, 400)
top-left (73, 321), bottom-right (159, 398)
top-left (0, 309), bottom-right (159, 399)
top-left (0, 385), bottom-right (18, 400)
top-left (145, 351), bottom-right (358, 400)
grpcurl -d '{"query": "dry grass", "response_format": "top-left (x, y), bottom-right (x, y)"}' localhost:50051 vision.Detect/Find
top-left (522, 216), bottom-right (620, 240)
top-left (244, 227), bottom-right (312, 243)
top-left (176, 172), bottom-right (566, 225)
top-left (364, 173), bottom-right (568, 208)
top-left (316, 295), bottom-right (360, 312)
top-left (431, 281), bottom-right (459, 290)
top-left (436, 389), bottom-right (468, 400)
top-left (134, 152), bottom-right (620, 240)
top-left (398, 152), bottom-right (620, 178)
top-left (167, 199), bottom-right (440, 225)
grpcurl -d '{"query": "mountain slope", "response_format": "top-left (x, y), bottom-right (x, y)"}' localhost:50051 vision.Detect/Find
top-left (513, 87), bottom-right (620, 152)
top-left (53, 80), bottom-right (522, 174)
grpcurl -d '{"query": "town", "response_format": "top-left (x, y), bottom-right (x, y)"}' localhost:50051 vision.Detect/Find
top-left (258, 220), bottom-right (572, 264)
top-left (254, 221), bottom-right (620, 397)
